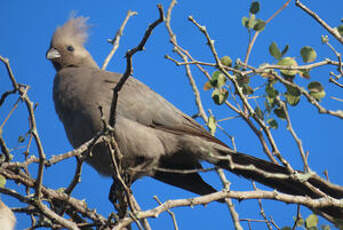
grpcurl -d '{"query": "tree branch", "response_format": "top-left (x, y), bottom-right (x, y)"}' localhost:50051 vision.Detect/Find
top-left (295, 0), bottom-right (343, 45)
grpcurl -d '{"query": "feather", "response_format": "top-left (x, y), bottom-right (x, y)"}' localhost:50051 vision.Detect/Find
top-left (52, 16), bottom-right (90, 47)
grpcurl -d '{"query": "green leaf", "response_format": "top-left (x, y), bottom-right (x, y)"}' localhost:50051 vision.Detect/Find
top-left (57, 187), bottom-right (66, 193)
top-left (321, 225), bottom-right (330, 230)
top-left (207, 115), bottom-right (217, 136)
top-left (212, 88), bottom-right (229, 105)
top-left (266, 96), bottom-right (276, 109)
top-left (260, 67), bottom-right (278, 79)
top-left (285, 86), bottom-right (301, 106)
top-left (281, 45), bottom-right (289, 57)
top-left (305, 214), bottom-right (318, 228)
top-left (18, 135), bottom-right (25, 143)
top-left (242, 84), bottom-right (254, 95)
top-left (241, 16), bottom-right (249, 28)
top-left (300, 46), bottom-right (317, 63)
top-left (266, 84), bottom-right (279, 98)
top-left (277, 57), bottom-right (298, 77)
top-left (235, 74), bottom-right (253, 95)
top-left (220, 56), bottom-right (232, 67)
top-left (321, 35), bottom-right (329, 44)
top-left (274, 106), bottom-right (286, 120)
top-left (0, 175), bottom-right (6, 188)
top-left (299, 70), bottom-right (311, 79)
top-left (281, 227), bottom-right (292, 230)
top-left (308, 81), bottom-right (325, 101)
top-left (266, 96), bottom-right (276, 108)
top-left (210, 71), bottom-right (227, 88)
top-left (253, 19), bottom-right (266, 32)
top-left (267, 118), bottom-right (278, 129)
top-left (250, 1), bottom-right (260, 14)
top-left (248, 14), bottom-right (256, 29)
top-left (308, 81), bottom-right (324, 93)
top-left (285, 93), bottom-right (300, 106)
top-left (269, 42), bottom-right (282, 60)
top-left (234, 58), bottom-right (243, 69)
top-left (337, 24), bottom-right (343, 37)
top-left (237, 75), bottom-right (250, 84)
top-left (255, 106), bottom-right (263, 120)
top-left (296, 217), bottom-right (305, 226)
top-left (310, 227), bottom-right (321, 230)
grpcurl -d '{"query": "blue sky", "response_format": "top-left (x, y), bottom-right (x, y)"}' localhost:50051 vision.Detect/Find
top-left (1, 1), bottom-right (343, 229)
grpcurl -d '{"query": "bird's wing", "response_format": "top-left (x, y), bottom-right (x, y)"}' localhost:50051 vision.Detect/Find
top-left (94, 69), bottom-right (227, 147)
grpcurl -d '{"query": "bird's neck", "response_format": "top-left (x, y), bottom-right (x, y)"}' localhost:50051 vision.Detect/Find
top-left (82, 57), bottom-right (99, 69)
top-left (53, 57), bottom-right (99, 72)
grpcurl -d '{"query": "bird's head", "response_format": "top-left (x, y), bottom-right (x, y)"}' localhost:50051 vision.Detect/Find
top-left (46, 16), bottom-right (98, 72)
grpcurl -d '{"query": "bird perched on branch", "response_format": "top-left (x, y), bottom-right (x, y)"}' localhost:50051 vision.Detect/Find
top-left (47, 16), bottom-right (343, 220)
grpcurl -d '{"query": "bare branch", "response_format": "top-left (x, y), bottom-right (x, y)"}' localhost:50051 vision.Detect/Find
top-left (165, 0), bottom-right (209, 122)
top-left (102, 10), bottom-right (138, 70)
top-left (217, 169), bottom-right (243, 230)
top-left (295, 0), bottom-right (343, 45)
top-left (154, 196), bottom-right (179, 230)
top-left (279, 101), bottom-right (309, 172)
top-left (244, 0), bottom-right (291, 65)
top-left (188, 15), bottom-right (283, 165)
top-left (113, 188), bottom-right (342, 228)
top-left (252, 182), bottom-right (273, 230)
top-left (109, 4), bottom-right (164, 127)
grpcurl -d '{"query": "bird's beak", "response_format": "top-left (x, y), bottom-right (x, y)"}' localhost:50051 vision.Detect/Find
top-left (46, 48), bottom-right (61, 60)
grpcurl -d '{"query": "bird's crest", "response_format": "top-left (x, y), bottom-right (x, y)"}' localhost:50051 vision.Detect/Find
top-left (52, 16), bottom-right (90, 46)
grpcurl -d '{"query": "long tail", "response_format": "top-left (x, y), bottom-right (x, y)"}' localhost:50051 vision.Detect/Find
top-left (213, 150), bottom-right (343, 220)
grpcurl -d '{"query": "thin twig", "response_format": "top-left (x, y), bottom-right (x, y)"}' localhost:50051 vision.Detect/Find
top-left (324, 41), bottom-right (343, 77)
top-left (252, 182), bottom-right (273, 230)
top-left (154, 196), bottom-right (179, 230)
top-left (0, 56), bottom-right (19, 90)
top-left (279, 100), bottom-right (309, 172)
top-left (102, 10), bottom-right (138, 70)
top-left (238, 60), bottom-right (343, 120)
top-left (269, 216), bottom-right (281, 230)
top-left (113, 188), bottom-right (342, 229)
top-left (65, 158), bottom-right (83, 195)
top-left (217, 169), bottom-right (243, 230)
top-left (295, 0), bottom-right (343, 45)
top-left (329, 78), bottom-right (343, 88)
top-left (0, 56), bottom-right (47, 199)
top-left (291, 205), bottom-right (302, 230)
top-left (109, 4), bottom-right (164, 127)
top-left (244, 0), bottom-right (291, 65)
top-left (189, 15), bottom-right (283, 165)
top-left (105, 5), bottom-right (164, 230)
top-left (0, 89), bottom-right (16, 106)
top-left (0, 136), bottom-right (11, 162)
top-left (165, 0), bottom-right (208, 122)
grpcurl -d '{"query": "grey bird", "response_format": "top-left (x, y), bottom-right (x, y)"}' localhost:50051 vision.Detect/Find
top-left (46, 16), bottom-right (343, 218)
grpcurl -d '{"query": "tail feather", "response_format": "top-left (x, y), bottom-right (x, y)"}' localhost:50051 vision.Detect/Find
top-left (153, 171), bottom-right (218, 196)
top-left (217, 152), bottom-right (318, 197)
top-left (215, 150), bottom-right (343, 219)
top-left (153, 171), bottom-right (225, 203)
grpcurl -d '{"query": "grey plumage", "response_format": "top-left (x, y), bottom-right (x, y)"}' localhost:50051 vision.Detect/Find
top-left (48, 16), bottom-right (221, 195)
top-left (46, 16), bottom-right (343, 218)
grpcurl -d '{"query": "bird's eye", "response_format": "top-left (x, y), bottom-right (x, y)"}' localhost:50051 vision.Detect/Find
top-left (66, 46), bottom-right (74, 52)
